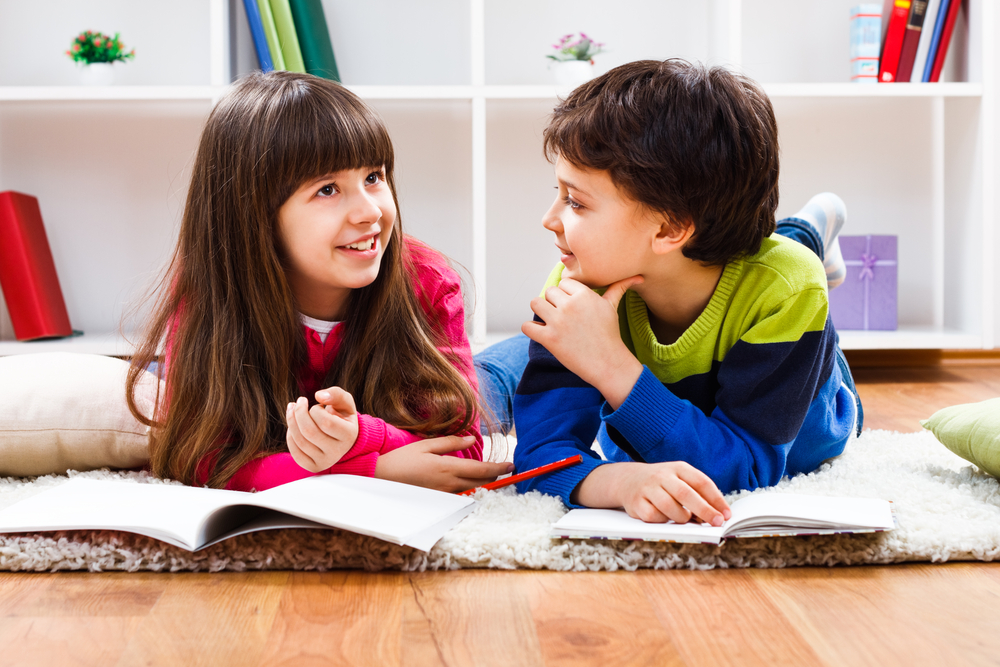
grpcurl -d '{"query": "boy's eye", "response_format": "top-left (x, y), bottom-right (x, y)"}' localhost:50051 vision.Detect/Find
top-left (562, 195), bottom-right (582, 211)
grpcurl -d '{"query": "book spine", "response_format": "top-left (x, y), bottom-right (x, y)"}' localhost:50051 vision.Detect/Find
top-left (910, 0), bottom-right (941, 81)
top-left (256, 0), bottom-right (286, 70)
top-left (928, 0), bottom-right (962, 82)
top-left (922, 0), bottom-right (952, 81)
top-left (851, 4), bottom-right (883, 83)
top-left (879, 0), bottom-right (912, 82)
top-left (895, 0), bottom-right (928, 82)
top-left (241, 0), bottom-right (274, 71)
top-left (269, 0), bottom-right (306, 74)
top-left (289, 0), bottom-right (341, 82)
top-left (0, 191), bottom-right (74, 341)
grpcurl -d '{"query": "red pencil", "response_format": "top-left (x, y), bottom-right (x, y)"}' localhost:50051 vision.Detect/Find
top-left (458, 454), bottom-right (584, 496)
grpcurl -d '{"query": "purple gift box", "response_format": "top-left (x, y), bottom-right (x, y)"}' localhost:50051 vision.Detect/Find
top-left (829, 235), bottom-right (897, 330)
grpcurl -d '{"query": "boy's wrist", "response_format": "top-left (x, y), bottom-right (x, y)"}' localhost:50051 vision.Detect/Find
top-left (572, 462), bottom-right (630, 508)
top-left (592, 352), bottom-right (643, 410)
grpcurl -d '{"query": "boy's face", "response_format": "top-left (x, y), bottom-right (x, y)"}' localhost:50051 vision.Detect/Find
top-left (542, 157), bottom-right (661, 288)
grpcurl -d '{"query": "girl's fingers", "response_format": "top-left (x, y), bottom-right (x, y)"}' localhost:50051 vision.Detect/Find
top-left (286, 407), bottom-right (320, 470)
top-left (420, 435), bottom-right (479, 455)
top-left (442, 458), bottom-right (514, 480)
top-left (315, 386), bottom-right (357, 417)
top-left (309, 404), bottom-right (354, 441)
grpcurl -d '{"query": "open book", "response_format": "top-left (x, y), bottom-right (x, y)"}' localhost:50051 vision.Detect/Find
top-left (0, 475), bottom-right (476, 552)
top-left (552, 493), bottom-right (895, 545)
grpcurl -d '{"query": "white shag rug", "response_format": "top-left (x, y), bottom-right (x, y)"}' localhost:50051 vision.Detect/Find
top-left (1, 428), bottom-right (998, 572)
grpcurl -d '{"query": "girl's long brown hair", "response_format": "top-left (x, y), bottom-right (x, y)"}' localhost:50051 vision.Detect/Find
top-left (126, 71), bottom-right (483, 488)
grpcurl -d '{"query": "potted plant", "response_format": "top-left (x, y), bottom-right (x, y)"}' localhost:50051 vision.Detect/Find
top-left (66, 31), bottom-right (135, 86)
top-left (546, 32), bottom-right (605, 86)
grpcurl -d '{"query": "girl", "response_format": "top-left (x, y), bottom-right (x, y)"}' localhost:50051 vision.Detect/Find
top-left (125, 70), bottom-right (520, 493)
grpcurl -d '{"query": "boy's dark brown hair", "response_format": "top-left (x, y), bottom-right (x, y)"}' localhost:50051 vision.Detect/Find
top-left (543, 59), bottom-right (779, 265)
top-left (125, 71), bottom-right (484, 488)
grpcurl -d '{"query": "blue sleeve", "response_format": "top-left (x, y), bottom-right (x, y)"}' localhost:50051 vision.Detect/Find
top-left (512, 338), bottom-right (612, 507)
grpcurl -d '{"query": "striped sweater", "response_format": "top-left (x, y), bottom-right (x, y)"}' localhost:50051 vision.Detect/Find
top-left (512, 234), bottom-right (857, 506)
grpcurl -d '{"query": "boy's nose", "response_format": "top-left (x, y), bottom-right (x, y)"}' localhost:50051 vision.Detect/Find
top-left (541, 200), bottom-right (562, 232)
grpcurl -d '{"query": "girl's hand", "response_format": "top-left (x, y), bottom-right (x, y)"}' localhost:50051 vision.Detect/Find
top-left (573, 461), bottom-right (732, 526)
top-left (285, 387), bottom-right (360, 473)
top-left (522, 276), bottom-right (645, 409)
top-left (374, 435), bottom-right (514, 493)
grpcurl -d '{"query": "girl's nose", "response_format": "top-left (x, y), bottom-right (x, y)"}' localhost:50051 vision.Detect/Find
top-left (347, 191), bottom-right (383, 225)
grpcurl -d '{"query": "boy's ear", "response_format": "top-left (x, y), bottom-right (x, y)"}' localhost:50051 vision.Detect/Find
top-left (651, 217), bottom-right (695, 256)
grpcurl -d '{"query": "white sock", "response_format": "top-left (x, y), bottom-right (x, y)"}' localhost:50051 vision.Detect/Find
top-left (793, 192), bottom-right (847, 290)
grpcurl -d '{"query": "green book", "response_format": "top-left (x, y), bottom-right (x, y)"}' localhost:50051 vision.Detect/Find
top-left (269, 0), bottom-right (306, 73)
top-left (289, 0), bottom-right (341, 81)
top-left (256, 0), bottom-right (285, 70)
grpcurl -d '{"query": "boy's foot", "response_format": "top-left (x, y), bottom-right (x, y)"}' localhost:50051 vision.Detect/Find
top-left (793, 192), bottom-right (847, 289)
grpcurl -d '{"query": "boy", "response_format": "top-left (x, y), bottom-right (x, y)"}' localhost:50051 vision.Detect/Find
top-left (513, 60), bottom-right (862, 527)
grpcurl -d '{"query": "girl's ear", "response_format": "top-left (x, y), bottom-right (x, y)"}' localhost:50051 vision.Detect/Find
top-left (651, 217), bottom-right (694, 256)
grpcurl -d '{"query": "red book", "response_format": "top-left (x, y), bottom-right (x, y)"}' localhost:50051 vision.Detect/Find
top-left (895, 0), bottom-right (929, 82)
top-left (928, 0), bottom-right (962, 82)
top-left (0, 191), bottom-right (74, 340)
top-left (879, 0), bottom-right (913, 82)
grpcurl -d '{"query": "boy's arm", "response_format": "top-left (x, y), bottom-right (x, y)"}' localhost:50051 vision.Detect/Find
top-left (599, 292), bottom-right (853, 494)
top-left (511, 336), bottom-right (611, 505)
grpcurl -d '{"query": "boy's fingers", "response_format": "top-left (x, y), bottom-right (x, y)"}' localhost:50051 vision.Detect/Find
top-left (626, 497), bottom-right (669, 524)
top-left (602, 275), bottom-right (644, 310)
top-left (678, 467), bottom-right (732, 520)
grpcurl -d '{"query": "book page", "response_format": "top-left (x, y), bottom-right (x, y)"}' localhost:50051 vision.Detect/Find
top-left (0, 478), bottom-right (243, 550)
top-left (723, 494), bottom-right (894, 536)
top-left (251, 475), bottom-right (476, 550)
top-left (552, 508), bottom-right (727, 545)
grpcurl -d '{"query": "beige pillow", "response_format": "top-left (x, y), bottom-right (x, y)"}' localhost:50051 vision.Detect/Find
top-left (0, 352), bottom-right (160, 476)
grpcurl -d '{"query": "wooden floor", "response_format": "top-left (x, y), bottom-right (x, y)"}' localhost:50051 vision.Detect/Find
top-left (2, 360), bottom-right (999, 666)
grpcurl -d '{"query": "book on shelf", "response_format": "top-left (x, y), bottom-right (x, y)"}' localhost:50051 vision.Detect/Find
top-left (256, 0), bottom-right (286, 70)
top-left (927, 0), bottom-right (962, 82)
top-left (289, 0), bottom-right (341, 82)
top-left (242, 0), bottom-right (275, 71)
top-left (0, 475), bottom-right (476, 552)
top-left (851, 4), bottom-right (883, 83)
top-left (269, 0), bottom-right (307, 73)
top-left (551, 493), bottom-right (895, 546)
top-left (910, 0), bottom-right (943, 81)
top-left (895, 0), bottom-right (930, 82)
top-left (0, 191), bottom-right (75, 341)
top-left (878, 0), bottom-right (912, 82)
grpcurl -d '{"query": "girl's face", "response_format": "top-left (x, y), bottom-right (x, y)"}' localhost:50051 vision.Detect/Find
top-left (277, 167), bottom-right (396, 321)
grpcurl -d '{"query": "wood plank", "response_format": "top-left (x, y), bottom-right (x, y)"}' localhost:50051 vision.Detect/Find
top-left (749, 563), bottom-right (1000, 667)
top-left (524, 571), bottom-right (684, 667)
top-left (116, 572), bottom-right (287, 667)
top-left (404, 571), bottom-right (543, 667)
top-left (0, 616), bottom-right (145, 667)
top-left (256, 571), bottom-right (404, 667)
top-left (639, 569), bottom-right (823, 667)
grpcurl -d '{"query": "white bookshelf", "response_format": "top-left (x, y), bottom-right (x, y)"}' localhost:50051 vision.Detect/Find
top-left (0, 0), bottom-right (996, 356)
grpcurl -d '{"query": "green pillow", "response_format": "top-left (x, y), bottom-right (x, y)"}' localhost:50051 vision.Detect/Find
top-left (922, 397), bottom-right (1000, 478)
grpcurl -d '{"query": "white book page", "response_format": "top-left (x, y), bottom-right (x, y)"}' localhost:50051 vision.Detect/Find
top-left (0, 478), bottom-right (244, 550)
top-left (723, 494), bottom-right (894, 536)
top-left (552, 508), bottom-right (726, 545)
top-left (252, 475), bottom-right (476, 550)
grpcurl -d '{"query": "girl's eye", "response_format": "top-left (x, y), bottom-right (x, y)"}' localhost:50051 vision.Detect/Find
top-left (318, 184), bottom-right (336, 197)
top-left (562, 195), bottom-right (582, 211)
top-left (366, 171), bottom-right (383, 185)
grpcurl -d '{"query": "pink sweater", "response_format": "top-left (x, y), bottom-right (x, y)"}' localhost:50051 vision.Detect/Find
top-left (184, 237), bottom-right (482, 491)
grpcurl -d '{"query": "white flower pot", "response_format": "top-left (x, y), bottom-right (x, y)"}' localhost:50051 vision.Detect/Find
top-left (79, 62), bottom-right (116, 86)
top-left (552, 60), bottom-right (595, 87)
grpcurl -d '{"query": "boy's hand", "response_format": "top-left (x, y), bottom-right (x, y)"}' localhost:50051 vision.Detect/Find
top-left (573, 461), bottom-right (732, 526)
top-left (374, 435), bottom-right (514, 493)
top-left (285, 387), bottom-right (360, 473)
top-left (523, 275), bottom-right (645, 408)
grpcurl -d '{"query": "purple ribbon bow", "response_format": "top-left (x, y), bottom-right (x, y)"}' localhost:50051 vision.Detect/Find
top-left (859, 252), bottom-right (878, 281)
